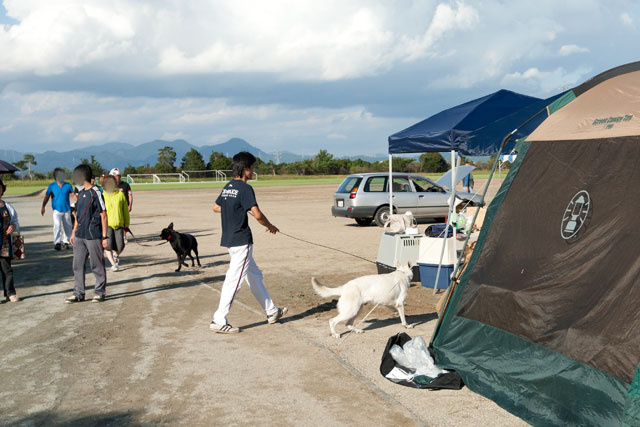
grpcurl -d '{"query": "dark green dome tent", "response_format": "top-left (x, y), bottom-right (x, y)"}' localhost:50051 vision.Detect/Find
top-left (431, 61), bottom-right (640, 426)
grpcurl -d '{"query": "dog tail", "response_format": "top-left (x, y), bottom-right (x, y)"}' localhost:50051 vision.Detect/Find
top-left (311, 277), bottom-right (343, 298)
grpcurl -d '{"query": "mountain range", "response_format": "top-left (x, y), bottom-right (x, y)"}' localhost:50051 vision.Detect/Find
top-left (0, 138), bottom-right (388, 173)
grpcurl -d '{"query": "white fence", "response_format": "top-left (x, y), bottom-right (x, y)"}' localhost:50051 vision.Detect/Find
top-left (126, 170), bottom-right (257, 184)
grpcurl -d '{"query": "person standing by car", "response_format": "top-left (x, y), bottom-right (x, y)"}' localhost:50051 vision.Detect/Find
top-left (109, 168), bottom-right (133, 212)
top-left (0, 178), bottom-right (20, 303)
top-left (66, 164), bottom-right (109, 304)
top-left (462, 162), bottom-right (475, 193)
top-left (41, 168), bottom-right (75, 250)
top-left (210, 151), bottom-right (287, 333)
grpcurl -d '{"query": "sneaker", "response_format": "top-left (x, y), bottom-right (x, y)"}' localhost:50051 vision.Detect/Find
top-left (63, 243), bottom-right (70, 250)
top-left (92, 295), bottom-right (105, 303)
top-left (65, 296), bottom-right (84, 304)
top-left (54, 243), bottom-right (62, 251)
top-left (8, 295), bottom-right (20, 303)
top-left (110, 264), bottom-right (120, 272)
top-left (267, 307), bottom-right (288, 324)
top-left (114, 255), bottom-right (119, 265)
top-left (209, 322), bottom-right (239, 334)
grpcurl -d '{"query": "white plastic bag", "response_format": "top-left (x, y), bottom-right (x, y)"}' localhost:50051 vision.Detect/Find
top-left (389, 336), bottom-right (447, 378)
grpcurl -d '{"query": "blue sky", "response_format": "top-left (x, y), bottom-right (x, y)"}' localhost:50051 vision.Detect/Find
top-left (0, 0), bottom-right (639, 156)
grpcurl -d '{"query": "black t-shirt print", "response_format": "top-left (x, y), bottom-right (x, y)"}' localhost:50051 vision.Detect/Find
top-left (216, 180), bottom-right (258, 247)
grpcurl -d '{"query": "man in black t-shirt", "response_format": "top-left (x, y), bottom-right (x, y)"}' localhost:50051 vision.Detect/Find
top-left (66, 164), bottom-right (108, 304)
top-left (110, 168), bottom-right (133, 212)
top-left (210, 152), bottom-right (287, 334)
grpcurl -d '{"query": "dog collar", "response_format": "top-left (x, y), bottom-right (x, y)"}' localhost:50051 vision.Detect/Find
top-left (166, 234), bottom-right (172, 241)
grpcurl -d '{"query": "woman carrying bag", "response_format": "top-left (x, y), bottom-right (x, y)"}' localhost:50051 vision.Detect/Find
top-left (0, 178), bottom-right (20, 303)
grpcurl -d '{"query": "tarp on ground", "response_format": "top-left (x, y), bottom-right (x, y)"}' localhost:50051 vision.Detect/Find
top-left (431, 61), bottom-right (640, 426)
top-left (388, 89), bottom-right (563, 155)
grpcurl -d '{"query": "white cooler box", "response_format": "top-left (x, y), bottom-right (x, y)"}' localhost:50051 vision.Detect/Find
top-left (417, 236), bottom-right (457, 289)
top-left (376, 232), bottom-right (422, 282)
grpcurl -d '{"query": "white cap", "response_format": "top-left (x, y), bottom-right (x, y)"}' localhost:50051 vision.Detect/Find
top-left (109, 168), bottom-right (121, 176)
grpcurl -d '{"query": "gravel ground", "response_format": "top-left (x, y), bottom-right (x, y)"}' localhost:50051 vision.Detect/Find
top-left (0, 180), bottom-right (528, 426)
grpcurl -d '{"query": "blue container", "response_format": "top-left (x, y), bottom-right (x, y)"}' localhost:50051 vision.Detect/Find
top-left (418, 263), bottom-right (454, 289)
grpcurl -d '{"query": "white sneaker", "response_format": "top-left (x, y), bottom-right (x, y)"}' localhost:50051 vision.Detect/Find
top-left (209, 322), bottom-right (239, 334)
top-left (114, 256), bottom-right (119, 265)
top-left (110, 264), bottom-right (120, 272)
top-left (267, 307), bottom-right (288, 324)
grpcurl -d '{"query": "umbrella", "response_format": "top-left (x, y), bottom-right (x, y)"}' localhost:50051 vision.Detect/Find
top-left (0, 160), bottom-right (20, 174)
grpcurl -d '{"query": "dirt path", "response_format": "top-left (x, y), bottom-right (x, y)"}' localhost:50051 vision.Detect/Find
top-left (0, 181), bottom-right (526, 427)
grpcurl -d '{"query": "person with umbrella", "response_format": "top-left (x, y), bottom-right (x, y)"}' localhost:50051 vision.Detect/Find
top-left (0, 178), bottom-right (20, 303)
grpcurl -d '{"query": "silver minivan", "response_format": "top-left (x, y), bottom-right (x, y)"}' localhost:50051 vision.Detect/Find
top-left (331, 170), bottom-right (483, 226)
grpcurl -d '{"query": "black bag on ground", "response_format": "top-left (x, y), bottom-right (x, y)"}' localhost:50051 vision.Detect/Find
top-left (380, 332), bottom-right (463, 390)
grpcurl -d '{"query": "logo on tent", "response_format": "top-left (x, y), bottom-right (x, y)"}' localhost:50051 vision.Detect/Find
top-left (561, 190), bottom-right (591, 240)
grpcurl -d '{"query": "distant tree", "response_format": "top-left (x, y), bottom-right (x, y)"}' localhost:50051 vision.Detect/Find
top-left (379, 157), bottom-right (414, 173)
top-left (14, 154), bottom-right (37, 179)
top-left (155, 146), bottom-right (177, 173)
top-left (81, 155), bottom-right (106, 176)
top-left (181, 148), bottom-right (206, 171)
top-left (313, 149), bottom-right (339, 174)
top-left (123, 163), bottom-right (137, 177)
top-left (419, 153), bottom-right (448, 173)
top-left (207, 152), bottom-right (232, 170)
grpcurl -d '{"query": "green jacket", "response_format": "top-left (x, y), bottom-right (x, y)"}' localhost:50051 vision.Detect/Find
top-left (103, 190), bottom-right (130, 229)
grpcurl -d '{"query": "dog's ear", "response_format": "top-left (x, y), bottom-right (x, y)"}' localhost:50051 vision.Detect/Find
top-left (407, 261), bottom-right (412, 269)
top-left (168, 222), bottom-right (174, 230)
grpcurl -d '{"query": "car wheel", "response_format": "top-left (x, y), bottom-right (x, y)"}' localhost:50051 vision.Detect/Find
top-left (374, 206), bottom-right (391, 227)
top-left (354, 218), bottom-right (373, 226)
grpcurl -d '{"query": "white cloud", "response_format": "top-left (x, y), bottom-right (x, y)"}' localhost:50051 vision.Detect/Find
top-left (558, 44), bottom-right (589, 56)
top-left (502, 66), bottom-right (592, 92)
top-left (0, 0), bottom-right (481, 81)
top-left (73, 131), bottom-right (109, 142)
top-left (0, 88), bottom-right (415, 154)
top-left (621, 12), bottom-right (634, 27)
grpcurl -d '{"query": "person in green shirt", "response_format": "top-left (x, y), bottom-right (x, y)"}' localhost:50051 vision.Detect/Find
top-left (102, 175), bottom-right (130, 272)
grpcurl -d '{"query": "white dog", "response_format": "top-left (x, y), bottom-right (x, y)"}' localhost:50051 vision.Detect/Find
top-left (312, 263), bottom-right (414, 338)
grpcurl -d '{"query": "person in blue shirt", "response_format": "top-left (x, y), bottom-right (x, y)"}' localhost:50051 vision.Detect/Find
top-left (41, 168), bottom-right (74, 251)
top-left (462, 162), bottom-right (475, 193)
top-left (65, 164), bottom-right (108, 304)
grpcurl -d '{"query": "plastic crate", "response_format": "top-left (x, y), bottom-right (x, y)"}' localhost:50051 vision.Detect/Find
top-left (418, 263), bottom-right (454, 289)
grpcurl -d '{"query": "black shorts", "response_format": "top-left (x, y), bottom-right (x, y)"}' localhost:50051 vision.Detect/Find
top-left (107, 227), bottom-right (125, 253)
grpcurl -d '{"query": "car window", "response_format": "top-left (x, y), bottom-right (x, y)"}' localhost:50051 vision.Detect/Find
top-left (336, 177), bottom-right (362, 193)
top-left (412, 177), bottom-right (442, 193)
top-left (364, 176), bottom-right (387, 192)
top-left (390, 177), bottom-right (411, 193)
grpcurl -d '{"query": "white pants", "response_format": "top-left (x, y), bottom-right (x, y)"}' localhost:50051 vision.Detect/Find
top-left (213, 244), bottom-right (277, 326)
top-left (52, 210), bottom-right (72, 245)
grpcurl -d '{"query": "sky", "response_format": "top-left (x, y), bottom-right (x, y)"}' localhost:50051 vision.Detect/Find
top-left (0, 0), bottom-right (639, 156)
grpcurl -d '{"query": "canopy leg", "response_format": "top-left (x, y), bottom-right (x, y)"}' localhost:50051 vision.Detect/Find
top-left (433, 150), bottom-right (457, 295)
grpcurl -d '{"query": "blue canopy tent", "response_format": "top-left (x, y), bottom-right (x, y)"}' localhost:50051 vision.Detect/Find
top-left (386, 89), bottom-right (563, 294)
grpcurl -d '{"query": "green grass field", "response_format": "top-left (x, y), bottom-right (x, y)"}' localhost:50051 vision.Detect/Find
top-left (3, 171), bottom-right (495, 196)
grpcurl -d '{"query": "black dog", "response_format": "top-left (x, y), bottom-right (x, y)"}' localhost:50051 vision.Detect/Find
top-left (160, 223), bottom-right (201, 272)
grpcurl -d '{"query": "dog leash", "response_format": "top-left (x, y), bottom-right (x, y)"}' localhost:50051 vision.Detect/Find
top-left (276, 231), bottom-right (410, 344)
top-left (277, 231), bottom-right (376, 265)
top-left (125, 228), bottom-right (168, 248)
